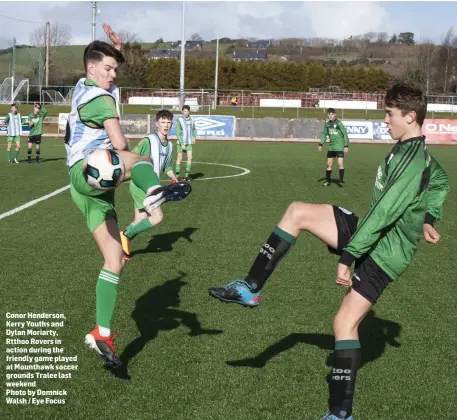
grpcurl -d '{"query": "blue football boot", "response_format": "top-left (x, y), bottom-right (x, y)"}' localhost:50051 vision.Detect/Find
top-left (208, 280), bottom-right (262, 307)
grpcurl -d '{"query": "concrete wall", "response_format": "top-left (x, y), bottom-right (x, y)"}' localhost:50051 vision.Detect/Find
top-left (236, 118), bottom-right (323, 139)
top-left (120, 114), bottom-right (150, 136)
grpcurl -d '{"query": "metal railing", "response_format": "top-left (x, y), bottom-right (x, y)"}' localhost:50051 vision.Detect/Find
top-left (14, 85), bottom-right (457, 117)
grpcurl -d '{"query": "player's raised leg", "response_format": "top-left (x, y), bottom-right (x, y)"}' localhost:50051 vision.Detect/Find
top-left (121, 206), bottom-right (163, 259)
top-left (111, 139), bottom-right (190, 215)
top-left (208, 203), bottom-right (339, 307)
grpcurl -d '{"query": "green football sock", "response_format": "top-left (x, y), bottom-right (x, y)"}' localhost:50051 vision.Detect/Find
top-left (131, 161), bottom-right (160, 195)
top-left (185, 162), bottom-right (192, 176)
top-left (175, 162), bottom-right (180, 175)
top-left (7, 150), bottom-right (11, 161)
top-left (13, 149), bottom-right (19, 159)
top-left (96, 269), bottom-right (120, 329)
top-left (124, 218), bottom-right (153, 240)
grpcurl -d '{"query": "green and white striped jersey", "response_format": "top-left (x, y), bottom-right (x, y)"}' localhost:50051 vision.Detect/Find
top-left (65, 78), bottom-right (120, 167)
top-left (177, 116), bottom-right (196, 146)
top-left (132, 133), bottom-right (173, 176)
top-left (5, 113), bottom-right (22, 136)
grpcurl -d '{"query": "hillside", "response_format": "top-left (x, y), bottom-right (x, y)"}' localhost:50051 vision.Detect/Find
top-left (0, 38), bottom-right (453, 93)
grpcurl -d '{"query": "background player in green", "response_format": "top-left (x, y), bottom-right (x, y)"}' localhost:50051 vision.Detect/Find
top-left (5, 103), bottom-right (22, 163)
top-left (66, 24), bottom-right (190, 370)
top-left (175, 104), bottom-right (196, 181)
top-left (208, 83), bottom-right (450, 419)
top-left (26, 103), bottom-right (48, 163)
top-left (318, 108), bottom-right (349, 187)
top-left (121, 109), bottom-right (181, 260)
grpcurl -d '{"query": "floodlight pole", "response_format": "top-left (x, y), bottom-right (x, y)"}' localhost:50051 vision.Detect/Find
top-left (11, 37), bottom-right (16, 101)
top-left (92, 2), bottom-right (97, 42)
top-left (179, 1), bottom-right (186, 109)
top-left (45, 23), bottom-right (50, 88)
top-left (214, 27), bottom-right (219, 110)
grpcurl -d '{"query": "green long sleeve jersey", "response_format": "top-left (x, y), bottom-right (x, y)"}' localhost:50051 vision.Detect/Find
top-left (340, 137), bottom-right (450, 281)
top-left (28, 107), bottom-right (48, 136)
top-left (319, 119), bottom-right (349, 151)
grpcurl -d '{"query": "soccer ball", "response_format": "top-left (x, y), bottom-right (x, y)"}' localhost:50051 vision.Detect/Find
top-left (83, 149), bottom-right (125, 191)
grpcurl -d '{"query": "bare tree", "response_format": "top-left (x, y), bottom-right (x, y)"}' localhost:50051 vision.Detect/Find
top-left (190, 33), bottom-right (203, 41)
top-left (362, 32), bottom-right (377, 42)
top-left (29, 22), bottom-right (72, 49)
top-left (440, 27), bottom-right (455, 92)
top-left (416, 40), bottom-right (439, 94)
top-left (29, 22), bottom-right (72, 85)
top-left (376, 32), bottom-right (388, 43)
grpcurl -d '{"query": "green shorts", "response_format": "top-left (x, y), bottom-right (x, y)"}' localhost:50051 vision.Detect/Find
top-left (129, 180), bottom-right (146, 210)
top-left (7, 136), bottom-right (20, 143)
top-left (70, 159), bottom-right (117, 233)
top-left (177, 143), bottom-right (193, 153)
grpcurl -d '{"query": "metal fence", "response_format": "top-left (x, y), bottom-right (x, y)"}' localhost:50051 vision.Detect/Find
top-left (12, 85), bottom-right (457, 117)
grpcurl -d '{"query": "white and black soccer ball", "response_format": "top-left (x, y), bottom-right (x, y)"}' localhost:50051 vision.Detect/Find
top-left (83, 149), bottom-right (125, 191)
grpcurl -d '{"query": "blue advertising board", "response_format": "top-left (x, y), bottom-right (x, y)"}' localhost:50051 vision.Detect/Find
top-left (372, 121), bottom-right (392, 140)
top-left (341, 120), bottom-right (374, 139)
top-left (169, 115), bottom-right (235, 138)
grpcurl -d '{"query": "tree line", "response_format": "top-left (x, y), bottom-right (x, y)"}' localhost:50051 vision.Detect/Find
top-left (118, 44), bottom-right (390, 92)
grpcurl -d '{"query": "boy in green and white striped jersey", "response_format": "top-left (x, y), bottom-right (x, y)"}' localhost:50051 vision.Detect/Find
top-left (175, 105), bottom-right (196, 180)
top-left (5, 104), bottom-right (22, 163)
top-left (121, 109), bottom-right (182, 260)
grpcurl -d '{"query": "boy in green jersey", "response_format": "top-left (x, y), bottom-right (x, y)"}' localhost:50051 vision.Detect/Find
top-left (26, 103), bottom-right (48, 163)
top-left (120, 109), bottom-right (182, 260)
top-left (318, 108), bottom-right (349, 187)
top-left (208, 83), bottom-right (450, 419)
top-left (5, 103), bottom-right (22, 163)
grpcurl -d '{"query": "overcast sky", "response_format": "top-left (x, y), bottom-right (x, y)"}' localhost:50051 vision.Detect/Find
top-left (1, 1), bottom-right (455, 48)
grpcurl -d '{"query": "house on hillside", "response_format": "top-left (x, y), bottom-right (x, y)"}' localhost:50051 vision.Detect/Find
top-left (245, 39), bottom-right (271, 49)
top-left (150, 49), bottom-right (180, 60)
top-left (232, 50), bottom-right (268, 61)
top-left (245, 39), bottom-right (271, 50)
top-left (170, 40), bottom-right (204, 51)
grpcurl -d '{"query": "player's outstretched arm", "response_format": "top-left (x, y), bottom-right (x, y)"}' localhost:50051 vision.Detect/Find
top-left (40, 106), bottom-right (48, 119)
top-left (102, 24), bottom-right (122, 51)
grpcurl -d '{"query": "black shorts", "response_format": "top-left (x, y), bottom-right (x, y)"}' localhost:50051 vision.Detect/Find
top-left (28, 135), bottom-right (42, 144)
top-left (327, 151), bottom-right (344, 159)
top-left (329, 205), bottom-right (392, 304)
